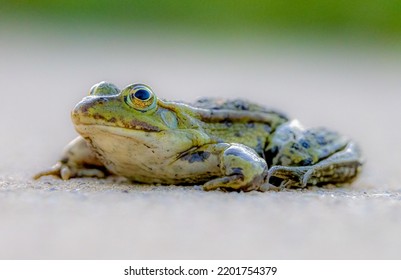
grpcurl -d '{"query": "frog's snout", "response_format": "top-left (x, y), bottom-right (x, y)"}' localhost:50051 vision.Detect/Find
top-left (71, 96), bottom-right (107, 125)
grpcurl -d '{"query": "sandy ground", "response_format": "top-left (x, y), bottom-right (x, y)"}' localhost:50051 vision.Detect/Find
top-left (1, 29), bottom-right (401, 259)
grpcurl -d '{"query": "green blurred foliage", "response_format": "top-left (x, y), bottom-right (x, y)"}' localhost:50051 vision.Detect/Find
top-left (2, 0), bottom-right (401, 40)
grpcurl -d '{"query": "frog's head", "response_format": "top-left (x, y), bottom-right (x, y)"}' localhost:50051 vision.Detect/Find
top-left (71, 82), bottom-right (184, 134)
top-left (72, 82), bottom-right (211, 173)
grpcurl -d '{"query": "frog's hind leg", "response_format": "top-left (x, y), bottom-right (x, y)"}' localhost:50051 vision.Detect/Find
top-left (262, 141), bottom-right (363, 190)
top-left (301, 141), bottom-right (362, 186)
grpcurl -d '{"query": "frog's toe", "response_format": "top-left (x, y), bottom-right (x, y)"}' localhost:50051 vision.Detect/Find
top-left (202, 175), bottom-right (265, 192)
top-left (33, 162), bottom-right (64, 180)
top-left (266, 165), bottom-right (308, 188)
top-left (259, 182), bottom-right (280, 192)
top-left (34, 162), bottom-right (106, 180)
top-left (203, 174), bottom-right (266, 192)
top-left (260, 179), bottom-right (297, 191)
top-left (202, 175), bottom-right (244, 191)
top-left (76, 168), bottom-right (106, 178)
top-left (59, 164), bottom-right (72, 180)
top-left (62, 164), bottom-right (106, 179)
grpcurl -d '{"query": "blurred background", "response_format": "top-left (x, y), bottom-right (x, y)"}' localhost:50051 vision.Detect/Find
top-left (1, 0), bottom-right (400, 186)
top-left (1, 1), bottom-right (401, 259)
top-left (3, 0), bottom-right (401, 40)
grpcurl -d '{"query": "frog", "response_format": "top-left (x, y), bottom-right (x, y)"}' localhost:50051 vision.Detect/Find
top-left (34, 81), bottom-right (363, 191)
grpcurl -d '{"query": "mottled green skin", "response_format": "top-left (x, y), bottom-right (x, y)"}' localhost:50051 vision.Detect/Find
top-left (35, 82), bottom-right (363, 191)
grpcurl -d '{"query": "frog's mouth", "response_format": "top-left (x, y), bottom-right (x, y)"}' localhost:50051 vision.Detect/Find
top-left (73, 118), bottom-right (161, 132)
top-left (72, 110), bottom-right (162, 133)
top-left (74, 124), bottom-right (158, 139)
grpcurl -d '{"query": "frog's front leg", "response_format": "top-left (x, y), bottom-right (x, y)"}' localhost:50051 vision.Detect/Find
top-left (34, 136), bottom-right (108, 180)
top-left (202, 143), bottom-right (268, 192)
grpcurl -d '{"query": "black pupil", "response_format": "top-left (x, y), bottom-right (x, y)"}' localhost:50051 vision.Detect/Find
top-left (134, 89), bottom-right (151, 100)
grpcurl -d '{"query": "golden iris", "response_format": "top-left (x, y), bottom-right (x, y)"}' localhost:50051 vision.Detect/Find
top-left (126, 85), bottom-right (156, 111)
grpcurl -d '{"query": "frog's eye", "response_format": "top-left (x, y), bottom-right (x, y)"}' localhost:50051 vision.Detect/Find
top-left (133, 88), bottom-right (151, 101)
top-left (125, 84), bottom-right (157, 112)
top-left (89, 81), bottom-right (120, 96)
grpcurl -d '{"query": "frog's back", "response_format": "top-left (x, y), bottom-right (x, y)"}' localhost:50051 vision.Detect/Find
top-left (192, 98), bottom-right (284, 115)
top-left (191, 98), bottom-right (288, 155)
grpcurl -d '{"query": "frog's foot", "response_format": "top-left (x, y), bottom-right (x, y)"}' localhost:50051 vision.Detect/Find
top-left (34, 136), bottom-right (109, 180)
top-left (203, 144), bottom-right (267, 192)
top-left (260, 166), bottom-right (309, 191)
top-left (34, 161), bottom-right (106, 180)
top-left (261, 142), bottom-right (363, 190)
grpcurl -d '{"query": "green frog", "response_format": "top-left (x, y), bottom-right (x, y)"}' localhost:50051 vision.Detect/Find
top-left (35, 82), bottom-right (363, 191)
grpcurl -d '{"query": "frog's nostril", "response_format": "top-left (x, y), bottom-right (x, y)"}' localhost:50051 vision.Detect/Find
top-left (98, 97), bottom-right (108, 104)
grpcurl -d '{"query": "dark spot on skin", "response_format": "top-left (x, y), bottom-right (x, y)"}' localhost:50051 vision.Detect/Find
top-left (224, 119), bottom-right (233, 127)
top-left (109, 117), bottom-right (117, 123)
top-left (299, 139), bottom-right (310, 149)
top-left (299, 158), bottom-right (313, 166)
top-left (129, 120), bottom-right (161, 132)
top-left (225, 149), bottom-right (255, 162)
top-left (316, 135), bottom-right (327, 145)
top-left (225, 149), bottom-right (242, 157)
top-left (307, 131), bottom-right (316, 137)
top-left (322, 148), bottom-right (329, 156)
top-left (234, 131), bottom-right (242, 137)
top-left (233, 100), bottom-right (249, 110)
top-left (97, 97), bottom-right (108, 104)
top-left (291, 143), bottom-right (301, 150)
top-left (231, 167), bottom-right (243, 175)
top-left (246, 122), bottom-right (255, 128)
top-left (61, 157), bottom-right (68, 164)
top-left (93, 113), bottom-right (105, 120)
top-left (181, 151), bottom-right (211, 163)
top-left (80, 103), bottom-right (91, 113)
top-left (196, 98), bottom-right (209, 103)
